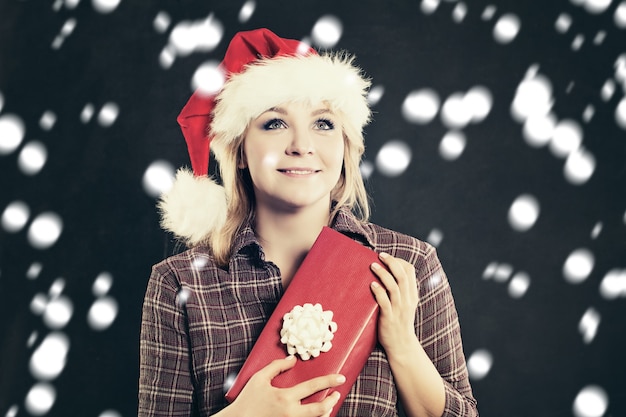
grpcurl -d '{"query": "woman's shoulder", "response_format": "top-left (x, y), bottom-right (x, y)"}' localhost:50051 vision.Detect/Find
top-left (151, 245), bottom-right (219, 282)
top-left (361, 221), bottom-right (435, 264)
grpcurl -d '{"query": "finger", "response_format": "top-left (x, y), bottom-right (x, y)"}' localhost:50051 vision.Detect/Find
top-left (370, 280), bottom-right (391, 313)
top-left (291, 374), bottom-right (345, 400)
top-left (371, 261), bottom-right (401, 305)
top-left (379, 253), bottom-right (415, 301)
top-left (258, 355), bottom-right (297, 380)
top-left (302, 391), bottom-right (340, 417)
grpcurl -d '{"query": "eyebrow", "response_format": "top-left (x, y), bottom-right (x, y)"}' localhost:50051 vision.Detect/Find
top-left (263, 107), bottom-right (335, 117)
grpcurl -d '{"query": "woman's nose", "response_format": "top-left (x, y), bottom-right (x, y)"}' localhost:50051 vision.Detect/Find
top-left (286, 126), bottom-right (314, 155)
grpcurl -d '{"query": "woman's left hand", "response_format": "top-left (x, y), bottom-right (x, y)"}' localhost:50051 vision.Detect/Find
top-left (370, 252), bottom-right (419, 355)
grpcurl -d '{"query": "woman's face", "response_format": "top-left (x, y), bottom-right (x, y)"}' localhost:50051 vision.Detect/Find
top-left (242, 101), bottom-right (345, 214)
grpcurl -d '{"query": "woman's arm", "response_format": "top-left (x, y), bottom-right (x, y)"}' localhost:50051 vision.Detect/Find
top-left (370, 248), bottom-right (478, 417)
top-left (139, 267), bottom-right (195, 417)
top-left (139, 266), bottom-right (346, 417)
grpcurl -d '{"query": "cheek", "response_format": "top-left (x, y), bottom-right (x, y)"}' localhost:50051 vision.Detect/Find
top-left (261, 153), bottom-right (279, 169)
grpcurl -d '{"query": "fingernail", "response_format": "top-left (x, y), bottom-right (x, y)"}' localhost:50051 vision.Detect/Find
top-left (286, 355), bottom-right (295, 360)
top-left (371, 281), bottom-right (380, 289)
top-left (336, 375), bottom-right (346, 383)
top-left (379, 252), bottom-right (389, 259)
top-left (371, 262), bottom-right (381, 270)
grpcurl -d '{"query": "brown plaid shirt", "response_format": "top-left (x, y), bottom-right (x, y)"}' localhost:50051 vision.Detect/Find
top-left (139, 208), bottom-right (478, 416)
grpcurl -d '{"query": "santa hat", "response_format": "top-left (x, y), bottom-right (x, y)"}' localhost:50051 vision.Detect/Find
top-left (159, 28), bottom-right (371, 246)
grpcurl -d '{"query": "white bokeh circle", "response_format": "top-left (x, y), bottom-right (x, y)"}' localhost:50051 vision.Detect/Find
top-left (493, 14), bottom-right (521, 44)
top-left (18, 141), bottom-right (48, 175)
top-left (143, 160), bottom-right (175, 197)
top-left (572, 385), bottom-right (609, 417)
top-left (24, 383), bottom-right (56, 416)
top-left (311, 15), bottom-right (343, 48)
top-left (0, 114), bottom-right (26, 155)
top-left (375, 141), bottom-right (412, 177)
top-left (402, 89), bottom-right (440, 124)
top-left (2, 201), bottom-right (30, 233)
top-left (192, 61), bottom-right (225, 96)
top-left (467, 349), bottom-right (493, 380)
top-left (439, 131), bottom-right (466, 160)
top-left (508, 194), bottom-right (540, 232)
top-left (27, 212), bottom-right (64, 249)
top-left (563, 248), bottom-right (595, 284)
top-left (87, 296), bottom-right (119, 331)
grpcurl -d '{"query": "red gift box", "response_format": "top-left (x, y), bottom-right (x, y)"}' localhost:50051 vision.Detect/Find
top-left (225, 226), bottom-right (384, 415)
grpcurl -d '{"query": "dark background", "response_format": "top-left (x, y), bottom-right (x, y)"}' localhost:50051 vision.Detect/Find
top-left (1, 0), bottom-right (625, 416)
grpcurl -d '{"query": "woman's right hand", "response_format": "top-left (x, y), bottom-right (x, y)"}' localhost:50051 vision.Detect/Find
top-left (226, 356), bottom-right (345, 417)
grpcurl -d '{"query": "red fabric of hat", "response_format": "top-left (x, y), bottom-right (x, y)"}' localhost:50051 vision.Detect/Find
top-left (177, 28), bottom-right (316, 177)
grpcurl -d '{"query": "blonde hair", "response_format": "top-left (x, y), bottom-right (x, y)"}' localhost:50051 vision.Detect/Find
top-left (209, 106), bottom-right (370, 266)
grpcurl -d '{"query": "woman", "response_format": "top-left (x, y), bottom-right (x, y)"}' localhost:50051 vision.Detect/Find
top-left (139, 28), bottom-right (478, 417)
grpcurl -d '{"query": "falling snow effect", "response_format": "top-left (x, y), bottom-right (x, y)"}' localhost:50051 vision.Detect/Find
top-left (1, 0), bottom-right (625, 416)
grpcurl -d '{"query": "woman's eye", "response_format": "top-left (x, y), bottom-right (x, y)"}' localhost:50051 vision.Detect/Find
top-left (263, 118), bottom-right (287, 130)
top-left (314, 119), bottom-right (335, 130)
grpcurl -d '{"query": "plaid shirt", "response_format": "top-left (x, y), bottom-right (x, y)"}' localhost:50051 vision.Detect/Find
top-left (139, 208), bottom-right (478, 416)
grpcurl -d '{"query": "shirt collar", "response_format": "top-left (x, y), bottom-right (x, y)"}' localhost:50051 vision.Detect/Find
top-left (230, 206), bottom-right (377, 259)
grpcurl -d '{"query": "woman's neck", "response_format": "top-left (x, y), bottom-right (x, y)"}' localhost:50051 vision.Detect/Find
top-left (254, 204), bottom-right (331, 287)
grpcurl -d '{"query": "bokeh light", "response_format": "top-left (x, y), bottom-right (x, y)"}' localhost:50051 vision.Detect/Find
top-left (572, 385), bottom-right (609, 417)
top-left (426, 228), bottom-right (443, 247)
top-left (99, 410), bottom-right (122, 417)
top-left (599, 269), bottom-right (626, 300)
top-left (92, 0), bottom-right (121, 14)
top-left (87, 296), bottom-right (119, 331)
top-left (142, 160), bottom-right (175, 197)
top-left (616, 97), bottom-right (626, 130)
top-left (508, 272), bottom-right (531, 298)
top-left (579, 307), bottom-right (600, 344)
top-left (439, 131), bottom-right (466, 160)
top-left (508, 194), bottom-right (540, 232)
top-left (582, 0), bottom-right (612, 14)
top-left (311, 15), bottom-right (342, 48)
top-left (27, 212), bottom-right (63, 249)
top-left (238, 0), bottom-right (256, 23)
top-left (1, 200), bottom-right (30, 233)
top-left (375, 140), bottom-right (412, 177)
top-left (26, 262), bottom-right (43, 280)
top-left (402, 89), bottom-right (440, 124)
top-left (563, 248), bottom-right (595, 284)
top-left (523, 113), bottom-right (556, 147)
top-left (441, 92), bottom-right (472, 129)
top-left (18, 141), bottom-right (48, 175)
top-left (493, 14), bottom-right (521, 44)
top-left (39, 111), bottom-right (56, 131)
top-left (616, 1), bottom-right (626, 28)
top-left (465, 86), bottom-right (493, 123)
top-left (30, 294), bottom-right (48, 316)
top-left (367, 85), bottom-right (385, 106)
top-left (550, 119), bottom-right (583, 158)
top-left (168, 14), bottom-right (223, 57)
top-left (511, 74), bottom-right (553, 122)
top-left (153, 11), bottom-right (171, 33)
top-left (421, 0), bottom-right (440, 15)
top-left (192, 61), bottom-right (225, 95)
top-left (29, 332), bottom-right (70, 380)
top-left (0, 113), bottom-right (26, 155)
top-left (24, 383), bottom-right (56, 416)
top-left (43, 296), bottom-right (73, 329)
top-left (564, 147), bottom-right (595, 185)
top-left (467, 349), bottom-right (493, 380)
top-left (81, 103), bottom-right (95, 123)
top-left (359, 160), bottom-right (374, 179)
top-left (555, 13), bottom-right (573, 33)
top-left (97, 102), bottom-right (119, 127)
top-left (93, 272), bottom-right (114, 297)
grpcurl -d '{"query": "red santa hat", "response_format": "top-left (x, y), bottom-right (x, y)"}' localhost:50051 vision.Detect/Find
top-left (159, 28), bottom-right (371, 246)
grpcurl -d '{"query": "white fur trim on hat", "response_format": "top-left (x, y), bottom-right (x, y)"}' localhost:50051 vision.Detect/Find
top-left (210, 53), bottom-right (371, 161)
top-left (158, 168), bottom-right (227, 246)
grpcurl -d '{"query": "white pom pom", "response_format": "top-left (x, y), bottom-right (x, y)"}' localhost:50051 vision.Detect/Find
top-left (158, 168), bottom-right (227, 245)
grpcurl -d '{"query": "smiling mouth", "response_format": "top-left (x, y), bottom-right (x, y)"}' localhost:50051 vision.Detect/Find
top-left (278, 169), bottom-right (320, 175)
